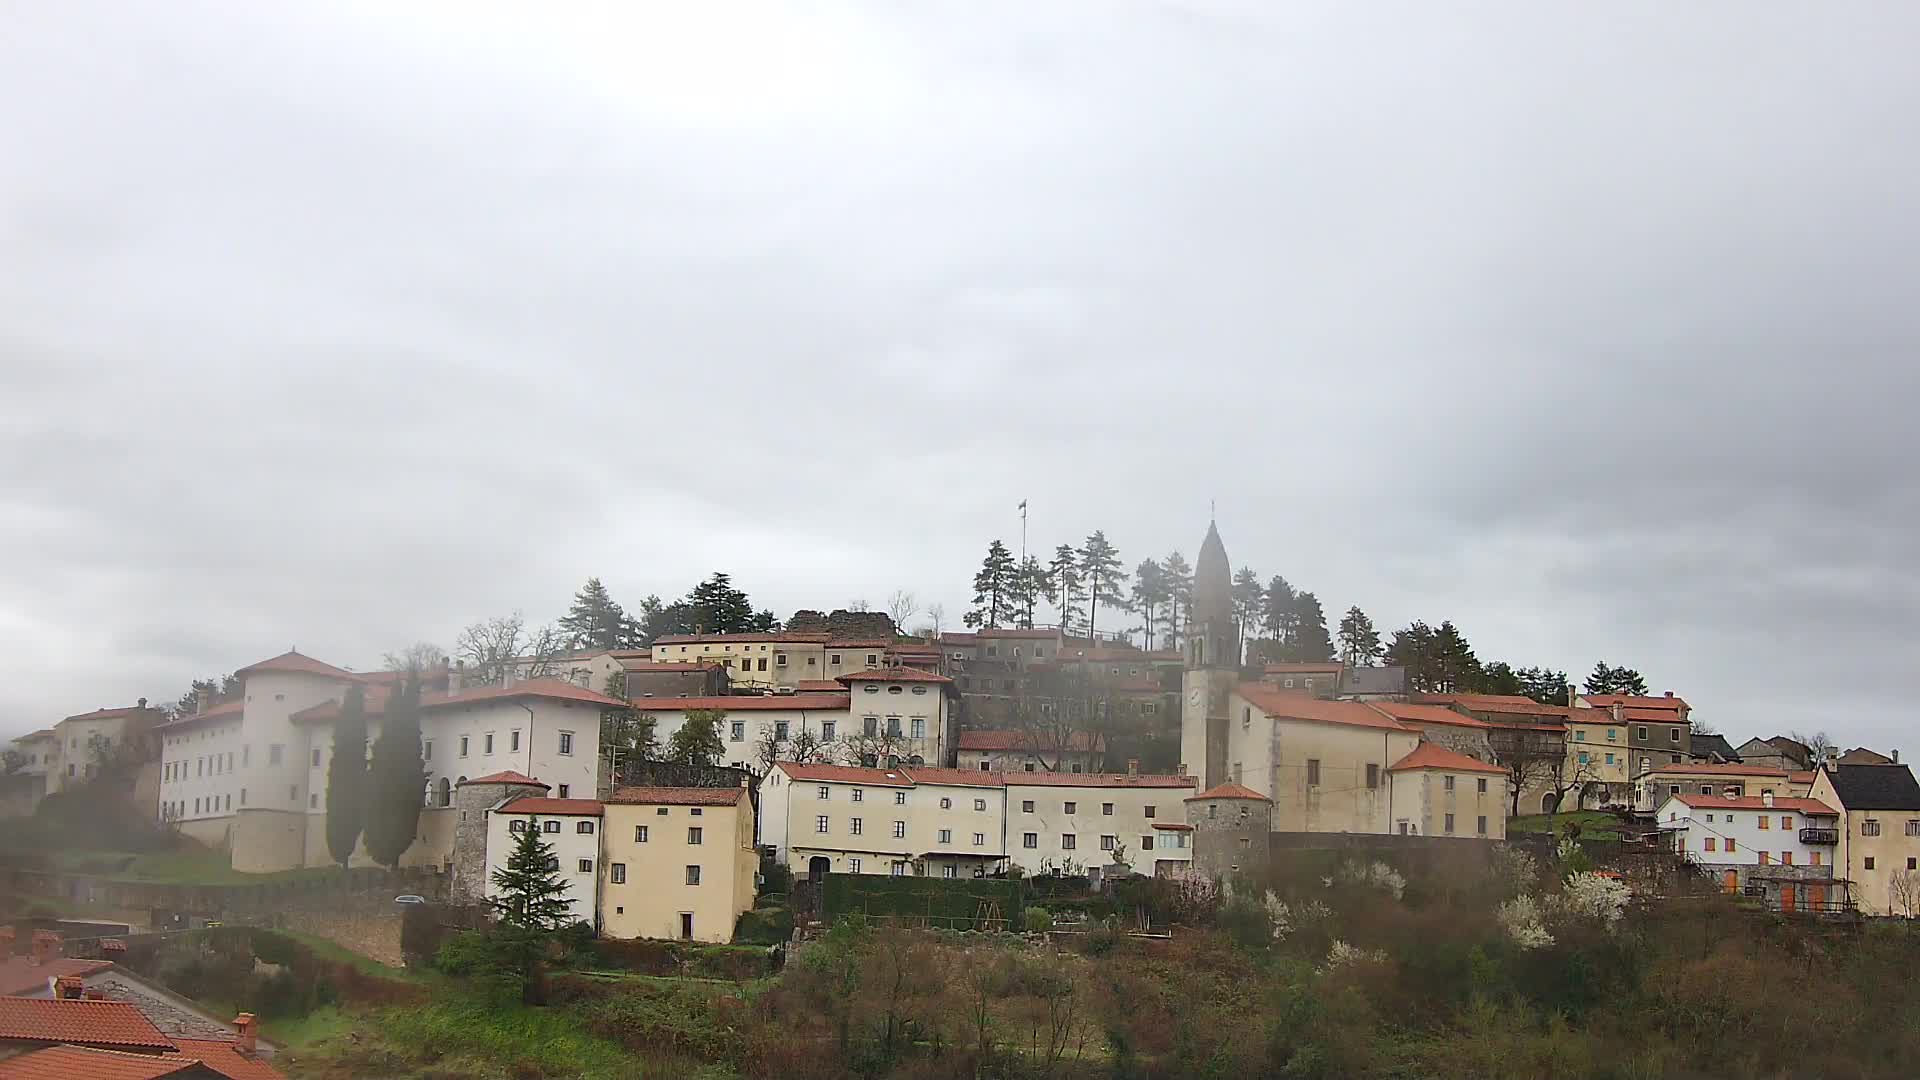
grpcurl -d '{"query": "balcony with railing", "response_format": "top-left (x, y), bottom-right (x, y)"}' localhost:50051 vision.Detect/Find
top-left (1799, 827), bottom-right (1839, 844)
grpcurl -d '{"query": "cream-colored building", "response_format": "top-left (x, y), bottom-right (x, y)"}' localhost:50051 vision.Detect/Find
top-left (601, 786), bottom-right (757, 942)
top-left (634, 693), bottom-right (852, 771)
top-left (1808, 764), bottom-right (1920, 916)
top-left (648, 633), bottom-right (900, 692)
top-left (1564, 714), bottom-right (1631, 808)
top-left (631, 668), bottom-right (957, 772)
top-left (1005, 773), bottom-right (1197, 876)
top-left (761, 762), bottom-right (1007, 879)
top-left (156, 650), bottom-right (608, 873)
top-left (9, 729), bottom-right (57, 779)
top-left (1384, 743), bottom-right (1509, 839)
top-left (955, 730), bottom-right (1105, 775)
top-left (29, 702), bottom-right (162, 796)
top-left (485, 796), bottom-right (604, 927)
top-left (1223, 684), bottom-right (1421, 834)
top-left (1636, 762), bottom-right (1791, 813)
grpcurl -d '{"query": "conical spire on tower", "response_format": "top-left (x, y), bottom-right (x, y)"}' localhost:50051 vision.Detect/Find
top-left (1188, 519), bottom-right (1236, 670)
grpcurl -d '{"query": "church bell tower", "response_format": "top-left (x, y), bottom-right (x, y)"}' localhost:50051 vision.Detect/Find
top-left (1180, 519), bottom-right (1237, 790)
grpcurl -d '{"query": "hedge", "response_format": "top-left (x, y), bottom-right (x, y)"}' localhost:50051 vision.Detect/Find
top-left (819, 874), bottom-right (1021, 928)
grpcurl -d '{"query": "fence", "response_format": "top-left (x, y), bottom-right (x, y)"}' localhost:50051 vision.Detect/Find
top-left (818, 874), bottom-right (1022, 931)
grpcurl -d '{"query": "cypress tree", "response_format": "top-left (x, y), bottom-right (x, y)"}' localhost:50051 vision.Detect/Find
top-left (324, 684), bottom-right (369, 867)
top-left (364, 673), bottom-right (426, 869)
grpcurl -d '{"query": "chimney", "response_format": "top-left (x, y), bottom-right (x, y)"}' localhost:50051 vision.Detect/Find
top-left (1763, 790), bottom-right (1774, 807)
top-left (137, 697), bottom-right (148, 709)
top-left (83, 988), bottom-right (106, 1000)
top-left (1664, 690), bottom-right (1673, 698)
top-left (1893, 749), bottom-right (1900, 764)
top-left (1127, 758), bottom-right (1139, 776)
top-left (30, 930), bottom-right (61, 966)
top-left (54, 976), bottom-right (83, 999)
top-left (448, 661), bottom-right (464, 695)
top-left (102, 939), bottom-right (127, 958)
top-left (0, 926), bottom-right (16, 955)
top-left (1610, 703), bottom-right (1623, 723)
top-left (196, 686), bottom-right (212, 715)
top-left (232, 1013), bottom-right (257, 1056)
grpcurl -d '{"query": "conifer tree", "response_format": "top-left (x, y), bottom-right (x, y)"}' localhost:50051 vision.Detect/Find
top-left (1337, 606), bottom-right (1383, 668)
top-left (324, 684), bottom-right (369, 868)
top-left (1517, 667), bottom-right (1572, 706)
top-left (1047, 545), bottom-right (1083, 634)
top-left (1011, 555), bottom-right (1046, 629)
top-left (1431, 621), bottom-right (1481, 692)
top-left (1230, 568), bottom-right (1264, 656)
top-left (688, 573), bottom-right (756, 634)
top-left (1292, 591), bottom-right (1336, 663)
top-left (1261, 575), bottom-right (1298, 643)
top-left (490, 818), bottom-right (576, 930)
top-left (1158, 551), bottom-right (1193, 650)
top-left (364, 674), bottom-right (426, 869)
top-left (1078, 531), bottom-right (1124, 639)
top-left (665, 709), bottom-right (726, 766)
top-left (1128, 559), bottom-right (1168, 649)
top-left (965, 540), bottom-right (1018, 629)
top-left (559, 577), bottom-right (639, 650)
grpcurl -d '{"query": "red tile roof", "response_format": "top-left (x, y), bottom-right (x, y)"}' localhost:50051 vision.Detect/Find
top-left (234, 651), bottom-right (360, 682)
top-left (0, 1045), bottom-right (201, 1080)
top-left (1187, 782), bottom-right (1270, 802)
top-left (607, 786), bottom-right (749, 807)
top-left (458, 771), bottom-right (547, 788)
top-left (937, 633), bottom-right (978, 645)
top-left (156, 700), bottom-right (245, 730)
top-left (773, 762), bottom-right (914, 786)
top-left (499, 796), bottom-right (603, 816)
top-left (1008, 772), bottom-right (1196, 789)
top-left (1583, 694), bottom-right (1689, 712)
top-left (0, 997), bottom-right (174, 1051)
top-left (653, 633), bottom-right (832, 645)
top-left (1421, 692), bottom-right (1542, 707)
top-left (1648, 762), bottom-right (1789, 777)
top-left (796, 680), bottom-right (845, 692)
top-left (1439, 697), bottom-right (1576, 719)
top-left (624, 694), bottom-right (850, 711)
top-left (620, 661), bottom-right (721, 672)
top-left (824, 639), bottom-right (896, 649)
top-left (900, 767), bottom-right (1005, 789)
top-left (164, 1039), bottom-right (285, 1080)
top-left (0, 957), bottom-right (114, 997)
top-left (1788, 771), bottom-right (1816, 786)
top-left (1667, 794), bottom-right (1837, 815)
top-left (835, 668), bottom-right (955, 685)
top-left (1263, 662), bottom-right (1344, 674)
top-left (1366, 702), bottom-right (1491, 729)
top-left (291, 678), bottom-right (625, 723)
top-left (16, 730), bottom-right (56, 742)
top-left (1388, 743), bottom-right (1506, 775)
top-left (973, 629), bottom-right (1058, 640)
top-left (1237, 685), bottom-right (1411, 732)
top-left (955, 729), bottom-right (1106, 753)
top-left (60, 706), bottom-right (152, 724)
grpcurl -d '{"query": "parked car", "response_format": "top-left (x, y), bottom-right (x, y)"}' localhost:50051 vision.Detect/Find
top-left (393, 894), bottom-right (427, 905)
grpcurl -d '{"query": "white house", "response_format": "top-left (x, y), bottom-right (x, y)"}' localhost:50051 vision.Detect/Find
top-left (1656, 791), bottom-right (1842, 890)
top-left (485, 795), bottom-right (604, 928)
top-left (629, 693), bottom-right (853, 771)
top-left (1004, 773), bottom-right (1197, 877)
top-left (761, 761), bottom-right (1008, 879)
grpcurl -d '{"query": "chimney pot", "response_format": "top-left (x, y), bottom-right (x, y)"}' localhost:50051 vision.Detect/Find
top-left (1763, 790), bottom-right (1774, 807)
top-left (0, 926), bottom-right (16, 954)
top-left (232, 1013), bottom-right (257, 1056)
top-left (54, 976), bottom-right (83, 999)
top-left (30, 931), bottom-right (61, 966)
top-left (1664, 690), bottom-right (1673, 698)
top-left (137, 697), bottom-right (147, 709)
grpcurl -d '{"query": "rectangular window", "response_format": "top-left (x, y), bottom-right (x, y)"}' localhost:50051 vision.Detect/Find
top-left (558, 732), bottom-right (574, 755)
top-left (1062, 833), bottom-right (1077, 850)
top-left (911, 718), bottom-right (925, 739)
top-left (848, 857), bottom-right (862, 873)
top-left (817, 786), bottom-right (831, 799)
top-left (940, 797), bottom-right (952, 809)
top-left (611, 863), bottom-right (626, 884)
top-left (864, 716), bottom-right (878, 736)
top-left (1759, 816), bottom-right (1770, 830)
top-left (1781, 850), bottom-right (1793, 866)
top-left (852, 789), bottom-right (864, 802)
top-left (310, 794), bottom-right (318, 808)
top-left (311, 748), bottom-right (322, 767)
top-left (775, 653), bottom-right (788, 667)
top-left (460, 736), bottom-right (470, 757)
top-left (578, 858), bottom-right (593, 873)
top-left (269, 744), bottom-right (283, 766)
top-left (1141, 835), bottom-right (1154, 851)
top-left (1477, 815), bottom-right (1487, 835)
top-left (1781, 816), bottom-right (1793, 830)
top-left (1864, 856), bottom-right (1875, 871)
top-left (1102, 802), bottom-right (1115, 816)
top-left (816, 815), bottom-right (829, 834)
top-left (558, 785), bottom-right (570, 798)
top-left (1670, 728), bottom-right (1680, 742)
top-left (1759, 851), bottom-right (1769, 864)
top-left (1638, 727), bottom-right (1649, 741)
top-left (938, 829), bottom-right (952, 844)
top-left (943, 865), bottom-right (958, 879)
top-left (510, 730), bottom-right (521, 752)
top-left (1444, 775), bottom-right (1456, 792)
top-left (1144, 805), bottom-right (1156, 819)
top-left (635, 825), bottom-right (649, 842)
top-left (1908, 820), bottom-right (1920, 837)
top-left (1064, 801), bottom-right (1077, 815)
top-left (892, 820), bottom-right (906, 839)
top-left (757, 658), bottom-right (767, 671)
top-left (1100, 835), bottom-right (1116, 851)
top-left (1022, 800), bottom-right (1035, 813)
top-left (1023, 832), bottom-right (1038, 849)
top-left (894, 791), bottom-right (906, 805)
top-left (851, 818), bottom-right (862, 835)
top-left (424, 740), bottom-right (433, 761)
top-left (685, 865), bottom-right (702, 885)
top-left (1811, 851), bottom-right (1822, 866)
top-left (1477, 778), bottom-right (1488, 793)
top-left (1444, 813), bottom-right (1455, 834)
top-left (973, 832), bottom-right (985, 846)
top-left (731, 721), bottom-right (746, 741)
top-left (1725, 837), bottom-right (1736, 852)
top-left (821, 721), bottom-right (835, 741)
top-left (1704, 837), bottom-right (1717, 852)
top-left (1863, 820), bottom-right (1882, 836)
top-left (775, 721), bottom-right (789, 741)
top-left (1366, 764), bottom-right (1380, 790)
top-left (484, 733), bottom-right (494, 754)
top-left (974, 798), bottom-right (987, 811)
top-left (688, 827), bottom-right (703, 845)
top-left (575, 820), bottom-right (594, 834)
top-left (887, 717), bottom-right (902, 737)
top-left (543, 820), bottom-right (561, 833)
top-left (1307, 759), bottom-right (1321, 786)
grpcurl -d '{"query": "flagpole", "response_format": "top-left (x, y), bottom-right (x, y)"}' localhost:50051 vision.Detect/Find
top-left (1018, 499), bottom-right (1028, 563)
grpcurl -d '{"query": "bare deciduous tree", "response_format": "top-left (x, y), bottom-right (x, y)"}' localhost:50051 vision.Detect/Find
top-left (454, 612), bottom-right (571, 686)
top-left (1790, 729), bottom-right (1837, 769)
top-left (383, 641), bottom-right (446, 673)
top-left (1889, 869), bottom-right (1920, 919)
top-left (887, 590), bottom-right (918, 632)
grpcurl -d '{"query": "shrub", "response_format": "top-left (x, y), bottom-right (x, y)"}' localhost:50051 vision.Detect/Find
top-left (734, 906), bottom-right (793, 945)
top-left (1022, 907), bottom-right (1052, 933)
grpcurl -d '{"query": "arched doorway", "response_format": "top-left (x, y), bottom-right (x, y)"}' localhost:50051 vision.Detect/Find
top-left (808, 856), bottom-right (831, 883)
top-left (1541, 792), bottom-right (1560, 815)
top-left (438, 777), bottom-right (452, 807)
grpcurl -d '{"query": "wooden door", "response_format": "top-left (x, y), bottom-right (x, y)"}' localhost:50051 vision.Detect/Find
top-left (1780, 885), bottom-right (1796, 914)
top-left (1808, 884), bottom-right (1826, 910)
top-left (1722, 870), bottom-right (1738, 894)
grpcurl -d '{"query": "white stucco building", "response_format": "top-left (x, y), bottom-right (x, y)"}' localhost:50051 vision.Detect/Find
top-left (1004, 773), bottom-right (1197, 876)
top-left (485, 795), bottom-right (604, 928)
top-left (1657, 791), bottom-right (1842, 899)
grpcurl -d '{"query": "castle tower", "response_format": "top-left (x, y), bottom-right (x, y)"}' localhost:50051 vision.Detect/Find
top-left (1181, 520), bottom-right (1238, 790)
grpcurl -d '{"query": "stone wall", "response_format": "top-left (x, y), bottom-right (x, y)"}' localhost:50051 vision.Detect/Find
top-left (276, 905), bottom-right (405, 967)
top-left (231, 809), bottom-right (304, 872)
top-left (451, 779), bottom-right (546, 903)
top-left (1188, 796), bottom-right (1271, 880)
top-left (7, 865), bottom-right (443, 921)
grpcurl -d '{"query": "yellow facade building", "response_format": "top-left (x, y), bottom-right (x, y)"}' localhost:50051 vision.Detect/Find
top-left (600, 786), bottom-right (758, 943)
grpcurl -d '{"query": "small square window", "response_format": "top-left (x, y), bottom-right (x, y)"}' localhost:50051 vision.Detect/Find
top-left (1062, 833), bottom-right (1077, 850)
top-left (1064, 801), bottom-right (1078, 815)
top-left (817, 786), bottom-right (831, 799)
top-left (1023, 832), bottom-right (1038, 849)
top-left (578, 858), bottom-right (593, 873)
top-left (685, 865), bottom-right (702, 885)
top-left (635, 825), bottom-right (649, 842)
top-left (611, 863), bottom-right (627, 884)
top-left (688, 827), bottom-right (703, 845)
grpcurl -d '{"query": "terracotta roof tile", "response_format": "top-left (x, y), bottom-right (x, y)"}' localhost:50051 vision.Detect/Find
top-left (292, 678), bottom-right (625, 723)
top-left (1647, 762), bottom-right (1789, 778)
top-left (900, 767), bottom-right (1005, 788)
top-left (1666, 794), bottom-right (1837, 815)
top-left (796, 680), bottom-right (844, 692)
top-left (624, 694), bottom-right (850, 712)
top-left (59, 706), bottom-right (153, 724)
top-left (1150, 822), bottom-right (1194, 830)
top-left (835, 668), bottom-right (955, 685)
top-left (653, 633), bottom-right (832, 645)
top-left (458, 771), bottom-right (548, 788)
top-left (606, 786), bottom-right (749, 807)
top-left (620, 661), bottom-right (721, 672)
top-left (164, 1039), bottom-right (286, 1080)
top-left (1237, 685), bottom-right (1410, 732)
top-left (0, 997), bottom-right (174, 1051)
top-left (1582, 694), bottom-right (1689, 711)
top-left (1388, 743), bottom-right (1506, 775)
top-left (955, 730), bottom-right (1106, 753)
top-left (0, 957), bottom-right (114, 998)
top-left (1263, 662), bottom-right (1344, 674)
top-left (1187, 782), bottom-right (1270, 802)
top-left (0, 1045), bottom-right (201, 1080)
top-left (234, 651), bottom-right (360, 682)
top-left (1366, 702), bottom-right (1491, 729)
top-left (499, 796), bottom-right (603, 816)
top-left (1009, 772), bottom-right (1195, 789)
top-left (773, 762), bottom-right (915, 786)
top-left (156, 700), bottom-right (245, 730)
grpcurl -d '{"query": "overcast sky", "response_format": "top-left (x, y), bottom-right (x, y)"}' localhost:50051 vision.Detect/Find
top-left (4, 2), bottom-right (1916, 754)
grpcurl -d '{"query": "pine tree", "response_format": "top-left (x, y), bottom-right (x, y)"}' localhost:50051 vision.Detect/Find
top-left (1128, 559), bottom-right (1168, 650)
top-left (559, 577), bottom-right (639, 651)
top-left (1011, 556), bottom-right (1046, 629)
top-left (364, 675), bottom-right (426, 869)
top-left (1386, 621), bottom-right (1438, 691)
top-left (1475, 661), bottom-right (1525, 696)
top-left (1584, 662), bottom-right (1648, 696)
top-left (1158, 551), bottom-right (1193, 650)
top-left (666, 708), bottom-right (726, 766)
top-left (490, 818), bottom-right (576, 930)
top-left (324, 684), bottom-right (369, 868)
top-left (1291, 591), bottom-right (1336, 663)
top-left (1230, 568), bottom-right (1264, 657)
top-left (1047, 545), bottom-right (1083, 634)
top-left (1261, 575), bottom-right (1298, 643)
top-left (688, 573), bottom-right (757, 634)
top-left (1078, 531), bottom-right (1124, 639)
top-left (965, 540), bottom-right (1018, 629)
top-left (1431, 621), bottom-right (1481, 692)
top-left (1516, 667), bottom-right (1571, 706)
top-left (1337, 606), bottom-right (1383, 668)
